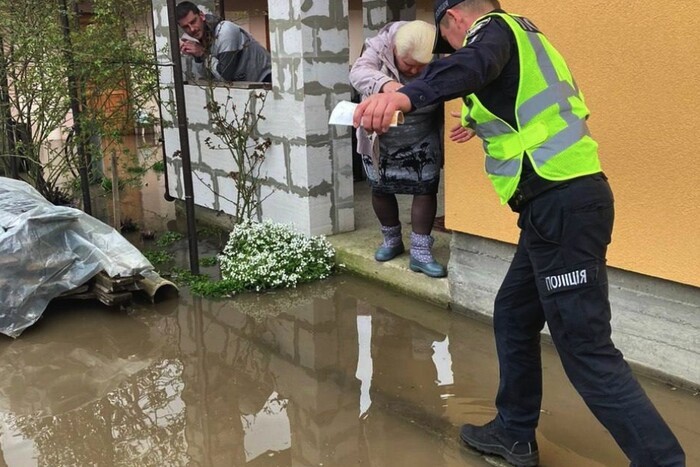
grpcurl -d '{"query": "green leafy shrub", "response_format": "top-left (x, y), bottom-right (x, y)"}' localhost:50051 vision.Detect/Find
top-left (144, 249), bottom-right (174, 265)
top-left (156, 231), bottom-right (184, 248)
top-left (168, 267), bottom-right (241, 298)
top-left (218, 220), bottom-right (336, 292)
top-left (199, 256), bottom-right (218, 267)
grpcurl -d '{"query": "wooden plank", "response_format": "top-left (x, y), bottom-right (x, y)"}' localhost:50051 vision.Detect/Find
top-left (54, 291), bottom-right (97, 301)
top-left (58, 284), bottom-right (91, 296)
top-left (94, 271), bottom-right (138, 292)
top-left (94, 289), bottom-right (132, 307)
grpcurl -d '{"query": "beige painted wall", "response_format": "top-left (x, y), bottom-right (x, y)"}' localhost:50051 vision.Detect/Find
top-left (444, 1), bottom-right (700, 288)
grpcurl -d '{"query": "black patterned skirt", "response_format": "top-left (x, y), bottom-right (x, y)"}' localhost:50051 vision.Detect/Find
top-left (363, 105), bottom-right (442, 196)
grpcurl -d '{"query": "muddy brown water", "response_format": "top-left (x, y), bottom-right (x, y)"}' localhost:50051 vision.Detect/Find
top-left (0, 274), bottom-right (697, 466)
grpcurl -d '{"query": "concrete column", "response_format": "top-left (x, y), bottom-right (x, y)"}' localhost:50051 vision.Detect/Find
top-left (267, 0), bottom-right (355, 235)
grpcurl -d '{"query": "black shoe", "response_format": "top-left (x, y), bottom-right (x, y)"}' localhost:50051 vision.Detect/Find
top-left (460, 419), bottom-right (539, 467)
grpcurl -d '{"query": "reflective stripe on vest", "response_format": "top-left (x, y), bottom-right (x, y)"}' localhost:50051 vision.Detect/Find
top-left (519, 32), bottom-right (590, 168)
top-left (462, 13), bottom-right (601, 203)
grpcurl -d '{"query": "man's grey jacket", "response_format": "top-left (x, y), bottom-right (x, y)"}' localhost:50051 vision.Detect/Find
top-left (194, 15), bottom-right (271, 82)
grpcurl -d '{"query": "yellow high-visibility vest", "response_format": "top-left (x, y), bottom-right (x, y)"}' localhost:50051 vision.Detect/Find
top-left (461, 12), bottom-right (602, 204)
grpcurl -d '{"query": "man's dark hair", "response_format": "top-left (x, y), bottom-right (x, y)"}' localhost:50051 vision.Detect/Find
top-left (175, 1), bottom-right (200, 21)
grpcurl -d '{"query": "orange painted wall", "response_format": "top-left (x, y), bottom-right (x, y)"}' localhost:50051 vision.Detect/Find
top-left (444, 1), bottom-right (700, 288)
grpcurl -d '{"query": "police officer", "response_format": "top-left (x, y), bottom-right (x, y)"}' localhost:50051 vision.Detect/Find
top-left (353, 1), bottom-right (686, 466)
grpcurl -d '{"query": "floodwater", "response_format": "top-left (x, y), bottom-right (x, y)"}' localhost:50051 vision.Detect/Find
top-left (2, 277), bottom-right (698, 466)
top-left (1, 134), bottom-right (697, 466)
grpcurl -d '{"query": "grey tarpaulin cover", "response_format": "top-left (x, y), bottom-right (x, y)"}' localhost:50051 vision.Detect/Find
top-left (0, 177), bottom-right (153, 338)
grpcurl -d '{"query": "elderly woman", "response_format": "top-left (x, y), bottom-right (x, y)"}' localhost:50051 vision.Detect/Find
top-left (350, 20), bottom-right (445, 278)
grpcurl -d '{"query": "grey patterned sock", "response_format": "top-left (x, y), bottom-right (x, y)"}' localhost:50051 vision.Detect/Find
top-left (380, 224), bottom-right (402, 247)
top-left (410, 232), bottom-right (434, 263)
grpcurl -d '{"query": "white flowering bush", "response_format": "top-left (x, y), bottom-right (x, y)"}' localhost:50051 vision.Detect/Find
top-left (218, 219), bottom-right (336, 292)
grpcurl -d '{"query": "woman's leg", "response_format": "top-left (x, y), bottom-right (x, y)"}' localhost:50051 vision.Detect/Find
top-left (410, 194), bottom-right (437, 235)
top-left (372, 192), bottom-right (400, 227)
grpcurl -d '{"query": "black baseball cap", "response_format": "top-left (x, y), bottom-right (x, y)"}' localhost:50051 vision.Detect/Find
top-left (432, 0), bottom-right (464, 54)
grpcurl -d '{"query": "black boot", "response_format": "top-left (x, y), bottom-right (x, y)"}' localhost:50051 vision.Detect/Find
top-left (460, 419), bottom-right (539, 467)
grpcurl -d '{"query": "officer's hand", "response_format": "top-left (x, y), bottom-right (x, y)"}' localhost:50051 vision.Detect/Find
top-left (353, 92), bottom-right (411, 135)
top-left (449, 110), bottom-right (476, 143)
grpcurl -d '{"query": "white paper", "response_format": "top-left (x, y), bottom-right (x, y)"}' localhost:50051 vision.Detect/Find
top-left (329, 100), bottom-right (404, 127)
top-left (180, 33), bottom-right (200, 44)
top-left (329, 100), bottom-right (357, 126)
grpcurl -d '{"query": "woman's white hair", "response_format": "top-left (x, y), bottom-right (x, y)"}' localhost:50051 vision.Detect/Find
top-left (394, 20), bottom-right (436, 65)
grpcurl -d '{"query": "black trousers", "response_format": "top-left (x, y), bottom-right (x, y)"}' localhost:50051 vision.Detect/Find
top-left (493, 174), bottom-right (685, 466)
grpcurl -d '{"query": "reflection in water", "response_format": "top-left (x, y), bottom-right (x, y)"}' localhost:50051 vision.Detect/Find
top-left (355, 315), bottom-right (373, 419)
top-left (432, 336), bottom-right (455, 388)
top-left (0, 276), bottom-right (695, 466)
top-left (0, 416), bottom-right (38, 467)
top-left (0, 280), bottom-right (470, 466)
top-left (241, 392), bottom-right (290, 462)
top-left (0, 359), bottom-right (188, 465)
top-left (354, 313), bottom-right (457, 419)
